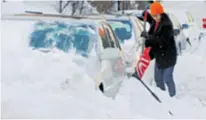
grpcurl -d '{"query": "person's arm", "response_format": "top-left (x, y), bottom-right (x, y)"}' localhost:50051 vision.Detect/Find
top-left (145, 24), bottom-right (173, 47)
top-left (137, 10), bottom-right (154, 25)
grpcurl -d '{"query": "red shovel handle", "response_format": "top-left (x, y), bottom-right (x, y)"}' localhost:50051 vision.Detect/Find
top-left (144, 11), bottom-right (148, 22)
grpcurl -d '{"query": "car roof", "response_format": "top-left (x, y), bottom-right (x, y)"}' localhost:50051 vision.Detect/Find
top-left (1, 13), bottom-right (105, 26)
top-left (115, 10), bottom-right (144, 17)
top-left (80, 13), bottom-right (135, 21)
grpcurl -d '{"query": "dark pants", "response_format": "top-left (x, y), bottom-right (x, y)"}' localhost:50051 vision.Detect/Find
top-left (154, 63), bottom-right (176, 97)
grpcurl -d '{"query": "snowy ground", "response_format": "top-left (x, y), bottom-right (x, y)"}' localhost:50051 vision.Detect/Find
top-left (1, 1), bottom-right (206, 119)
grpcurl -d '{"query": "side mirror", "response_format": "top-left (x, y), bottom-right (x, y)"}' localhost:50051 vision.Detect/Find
top-left (182, 24), bottom-right (189, 29)
top-left (173, 29), bottom-right (180, 36)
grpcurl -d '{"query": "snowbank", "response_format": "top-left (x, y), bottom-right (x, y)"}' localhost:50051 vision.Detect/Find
top-left (1, 20), bottom-right (145, 119)
top-left (2, 17), bottom-right (206, 119)
top-left (2, 1), bottom-right (206, 119)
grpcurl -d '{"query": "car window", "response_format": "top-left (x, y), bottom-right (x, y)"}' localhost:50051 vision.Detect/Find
top-left (104, 24), bottom-right (122, 50)
top-left (104, 24), bottom-right (116, 48)
top-left (107, 19), bottom-right (133, 43)
top-left (105, 28), bottom-right (114, 47)
top-left (107, 24), bottom-right (122, 51)
top-left (98, 23), bottom-right (122, 51)
top-left (30, 21), bottom-right (96, 57)
top-left (186, 11), bottom-right (194, 23)
top-left (98, 25), bottom-right (111, 49)
top-left (109, 20), bottom-right (132, 32)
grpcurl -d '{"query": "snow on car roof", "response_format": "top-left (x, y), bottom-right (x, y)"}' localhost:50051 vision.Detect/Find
top-left (1, 13), bottom-right (104, 26)
top-left (80, 14), bottom-right (134, 21)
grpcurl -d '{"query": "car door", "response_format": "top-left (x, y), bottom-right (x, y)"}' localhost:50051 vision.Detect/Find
top-left (96, 22), bottom-right (125, 99)
top-left (126, 16), bottom-right (146, 71)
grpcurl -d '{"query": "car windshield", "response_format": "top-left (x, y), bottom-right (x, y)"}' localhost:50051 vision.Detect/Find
top-left (30, 21), bottom-right (97, 57)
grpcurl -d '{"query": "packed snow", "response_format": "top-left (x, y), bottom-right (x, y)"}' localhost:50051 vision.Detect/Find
top-left (1, 1), bottom-right (206, 119)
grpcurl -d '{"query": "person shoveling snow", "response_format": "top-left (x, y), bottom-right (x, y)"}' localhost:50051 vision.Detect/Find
top-left (134, 2), bottom-right (178, 98)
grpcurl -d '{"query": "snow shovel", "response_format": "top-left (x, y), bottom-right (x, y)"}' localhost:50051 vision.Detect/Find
top-left (135, 10), bottom-right (152, 80)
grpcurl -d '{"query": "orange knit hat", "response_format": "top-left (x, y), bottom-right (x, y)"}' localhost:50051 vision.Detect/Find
top-left (150, 2), bottom-right (164, 15)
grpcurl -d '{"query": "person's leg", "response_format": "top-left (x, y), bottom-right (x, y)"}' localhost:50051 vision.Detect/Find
top-left (163, 66), bottom-right (176, 97)
top-left (154, 63), bottom-right (165, 91)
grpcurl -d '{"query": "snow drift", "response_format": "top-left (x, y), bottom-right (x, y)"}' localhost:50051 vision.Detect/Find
top-left (2, 17), bottom-right (206, 119)
top-left (1, 1), bottom-right (206, 119)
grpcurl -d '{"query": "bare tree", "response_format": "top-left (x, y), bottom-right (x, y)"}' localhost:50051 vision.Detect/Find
top-left (90, 1), bottom-right (114, 14)
top-left (58, 1), bottom-right (71, 14)
top-left (71, 1), bottom-right (79, 15)
top-left (59, 0), bottom-right (63, 13)
top-left (79, 1), bottom-right (85, 15)
top-left (58, 1), bottom-right (85, 15)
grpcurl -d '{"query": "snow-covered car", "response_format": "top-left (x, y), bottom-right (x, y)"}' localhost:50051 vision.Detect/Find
top-left (106, 15), bottom-right (145, 71)
top-left (2, 13), bottom-right (125, 99)
top-left (81, 14), bottom-right (146, 75)
top-left (182, 11), bottom-right (201, 41)
top-left (167, 13), bottom-right (188, 54)
top-left (88, 14), bottom-right (157, 84)
top-left (166, 9), bottom-right (202, 46)
top-left (93, 21), bottom-right (125, 98)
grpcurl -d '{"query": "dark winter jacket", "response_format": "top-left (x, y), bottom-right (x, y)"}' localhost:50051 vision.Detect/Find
top-left (138, 11), bottom-right (177, 69)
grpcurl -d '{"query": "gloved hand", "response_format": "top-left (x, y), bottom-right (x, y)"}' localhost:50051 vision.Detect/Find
top-left (141, 31), bottom-right (149, 38)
